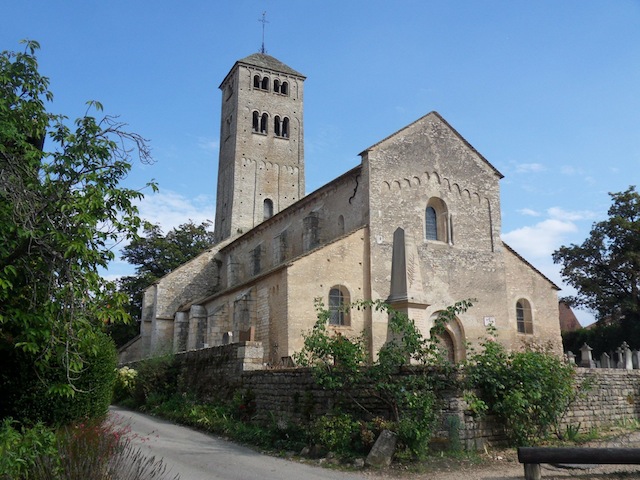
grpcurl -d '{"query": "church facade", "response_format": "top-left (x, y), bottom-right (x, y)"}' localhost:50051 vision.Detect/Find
top-left (119, 53), bottom-right (562, 364)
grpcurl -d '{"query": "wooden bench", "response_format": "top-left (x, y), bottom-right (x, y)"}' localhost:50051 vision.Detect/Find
top-left (518, 447), bottom-right (640, 480)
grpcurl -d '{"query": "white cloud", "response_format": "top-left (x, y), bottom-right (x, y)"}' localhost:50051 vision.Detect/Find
top-left (547, 207), bottom-right (597, 222)
top-left (518, 208), bottom-right (541, 217)
top-left (502, 218), bottom-right (577, 259)
top-left (515, 162), bottom-right (546, 173)
top-left (135, 190), bottom-right (215, 234)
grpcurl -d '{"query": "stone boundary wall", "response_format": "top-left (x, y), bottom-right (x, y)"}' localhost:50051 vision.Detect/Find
top-left (562, 368), bottom-right (640, 430)
top-left (150, 345), bottom-right (640, 449)
top-left (240, 369), bottom-right (505, 450)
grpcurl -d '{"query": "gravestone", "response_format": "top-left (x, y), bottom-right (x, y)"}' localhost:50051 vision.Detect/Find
top-left (579, 343), bottom-right (595, 368)
top-left (601, 352), bottom-right (611, 369)
top-left (366, 430), bottom-right (397, 467)
top-left (623, 342), bottom-right (633, 370)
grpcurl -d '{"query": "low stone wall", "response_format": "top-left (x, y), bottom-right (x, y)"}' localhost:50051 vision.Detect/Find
top-left (150, 344), bottom-right (640, 449)
top-left (173, 341), bottom-right (264, 401)
top-left (239, 369), bottom-right (506, 449)
top-left (562, 369), bottom-right (640, 430)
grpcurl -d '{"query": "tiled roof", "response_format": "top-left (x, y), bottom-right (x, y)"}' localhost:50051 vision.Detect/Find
top-left (237, 53), bottom-right (305, 78)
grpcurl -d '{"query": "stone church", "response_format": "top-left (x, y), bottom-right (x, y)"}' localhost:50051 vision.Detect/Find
top-left (119, 52), bottom-right (562, 364)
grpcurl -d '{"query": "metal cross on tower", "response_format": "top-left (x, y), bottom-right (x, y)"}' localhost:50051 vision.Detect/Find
top-left (259, 11), bottom-right (269, 54)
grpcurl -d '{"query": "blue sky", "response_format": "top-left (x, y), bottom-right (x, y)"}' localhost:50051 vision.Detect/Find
top-left (4, 1), bottom-right (640, 325)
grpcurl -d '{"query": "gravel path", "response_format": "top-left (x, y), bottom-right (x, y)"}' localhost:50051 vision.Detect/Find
top-left (396, 432), bottom-right (640, 480)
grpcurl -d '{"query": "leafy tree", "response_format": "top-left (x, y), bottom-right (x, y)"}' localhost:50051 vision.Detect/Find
top-left (112, 220), bottom-right (215, 345)
top-left (0, 40), bottom-right (154, 402)
top-left (553, 186), bottom-right (640, 343)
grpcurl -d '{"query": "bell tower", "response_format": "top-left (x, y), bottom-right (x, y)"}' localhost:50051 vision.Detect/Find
top-left (214, 53), bottom-right (306, 242)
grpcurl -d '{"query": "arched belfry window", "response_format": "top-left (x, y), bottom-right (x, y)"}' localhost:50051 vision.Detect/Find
top-left (263, 198), bottom-right (274, 220)
top-left (261, 76), bottom-right (269, 90)
top-left (252, 111), bottom-right (259, 132)
top-left (274, 79), bottom-right (280, 93)
top-left (425, 198), bottom-right (449, 242)
top-left (260, 113), bottom-right (268, 134)
top-left (274, 116), bottom-right (281, 136)
top-left (329, 286), bottom-right (350, 326)
top-left (282, 117), bottom-right (289, 138)
top-left (253, 75), bottom-right (260, 88)
top-left (516, 299), bottom-right (533, 334)
top-left (281, 81), bottom-right (289, 95)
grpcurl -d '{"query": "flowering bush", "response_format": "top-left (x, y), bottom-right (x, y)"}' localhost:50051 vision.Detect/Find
top-left (113, 366), bottom-right (138, 402)
top-left (1, 416), bottom-right (178, 480)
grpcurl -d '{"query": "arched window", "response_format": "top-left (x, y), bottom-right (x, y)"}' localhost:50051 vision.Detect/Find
top-left (260, 113), bottom-right (268, 134)
top-left (252, 111), bottom-right (259, 132)
top-left (337, 215), bottom-right (345, 235)
top-left (516, 299), bottom-right (533, 334)
top-left (425, 198), bottom-right (448, 242)
top-left (282, 117), bottom-right (289, 138)
top-left (261, 76), bottom-right (269, 90)
top-left (263, 198), bottom-right (274, 220)
top-left (425, 207), bottom-right (437, 240)
top-left (329, 286), bottom-right (350, 326)
top-left (273, 79), bottom-right (280, 93)
top-left (253, 75), bottom-right (260, 88)
top-left (281, 81), bottom-right (289, 95)
top-left (274, 116), bottom-right (281, 136)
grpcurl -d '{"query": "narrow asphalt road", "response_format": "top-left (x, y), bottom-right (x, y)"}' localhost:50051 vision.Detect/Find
top-left (109, 406), bottom-right (372, 480)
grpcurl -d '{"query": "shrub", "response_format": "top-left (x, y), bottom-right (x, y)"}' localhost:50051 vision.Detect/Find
top-left (131, 354), bottom-right (178, 407)
top-left (296, 298), bottom-right (473, 459)
top-left (0, 418), bottom-right (56, 479)
top-left (467, 333), bottom-right (575, 446)
top-left (310, 413), bottom-right (360, 455)
top-left (113, 366), bottom-right (138, 403)
top-left (0, 332), bottom-right (117, 426)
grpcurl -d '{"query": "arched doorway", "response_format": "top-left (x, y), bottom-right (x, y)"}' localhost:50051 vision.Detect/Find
top-left (432, 329), bottom-right (456, 363)
top-left (429, 312), bottom-right (466, 363)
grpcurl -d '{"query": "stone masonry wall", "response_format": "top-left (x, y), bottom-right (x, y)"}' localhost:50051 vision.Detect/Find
top-left (163, 346), bottom-right (640, 449)
top-left (561, 368), bottom-right (640, 430)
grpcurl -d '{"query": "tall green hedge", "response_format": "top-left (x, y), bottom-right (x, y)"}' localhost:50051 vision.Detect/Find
top-left (0, 332), bottom-right (117, 426)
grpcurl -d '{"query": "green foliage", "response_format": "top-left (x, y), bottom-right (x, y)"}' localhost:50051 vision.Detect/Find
top-left (466, 332), bottom-right (575, 446)
top-left (0, 41), bottom-right (155, 408)
top-left (561, 422), bottom-right (582, 442)
top-left (0, 418), bottom-right (56, 479)
top-left (231, 389), bottom-right (257, 422)
top-left (130, 354), bottom-right (179, 408)
top-left (293, 299), bottom-right (367, 391)
top-left (0, 331), bottom-right (117, 426)
top-left (310, 413), bottom-right (359, 455)
top-left (562, 323), bottom-right (640, 358)
top-left (553, 186), bottom-right (640, 328)
top-left (113, 366), bottom-right (138, 403)
top-left (1, 416), bottom-right (179, 480)
top-left (123, 391), bottom-right (308, 453)
top-left (295, 298), bottom-right (474, 458)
